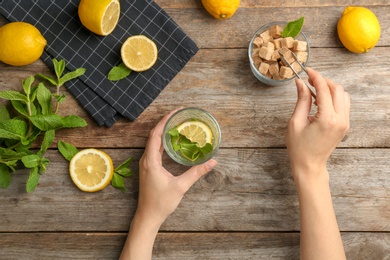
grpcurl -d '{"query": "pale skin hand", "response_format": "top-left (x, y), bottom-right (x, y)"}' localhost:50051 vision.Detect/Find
top-left (119, 109), bottom-right (218, 260)
top-left (286, 68), bottom-right (350, 260)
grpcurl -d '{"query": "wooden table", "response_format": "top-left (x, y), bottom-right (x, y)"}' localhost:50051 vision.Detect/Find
top-left (1, 1), bottom-right (390, 259)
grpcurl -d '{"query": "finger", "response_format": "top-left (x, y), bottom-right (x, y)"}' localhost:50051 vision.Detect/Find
top-left (344, 91), bottom-right (351, 133)
top-left (146, 108), bottom-right (182, 158)
top-left (290, 78), bottom-right (312, 123)
top-left (326, 78), bottom-right (345, 114)
top-left (307, 68), bottom-right (333, 113)
top-left (177, 159), bottom-right (218, 192)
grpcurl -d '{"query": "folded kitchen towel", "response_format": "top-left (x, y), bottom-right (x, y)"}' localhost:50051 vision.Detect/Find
top-left (0, 0), bottom-right (198, 127)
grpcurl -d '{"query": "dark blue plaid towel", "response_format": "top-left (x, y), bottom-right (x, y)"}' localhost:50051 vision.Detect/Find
top-left (0, 0), bottom-right (198, 127)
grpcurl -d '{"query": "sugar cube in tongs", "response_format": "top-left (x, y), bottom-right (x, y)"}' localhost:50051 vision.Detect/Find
top-left (278, 50), bottom-right (316, 99)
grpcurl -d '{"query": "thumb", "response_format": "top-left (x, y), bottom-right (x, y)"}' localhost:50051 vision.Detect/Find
top-left (291, 78), bottom-right (312, 122)
top-left (177, 159), bottom-right (218, 192)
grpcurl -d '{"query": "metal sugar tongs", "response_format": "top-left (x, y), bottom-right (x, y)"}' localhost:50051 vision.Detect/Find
top-left (278, 50), bottom-right (316, 99)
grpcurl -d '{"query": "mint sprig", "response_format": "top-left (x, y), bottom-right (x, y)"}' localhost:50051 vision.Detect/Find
top-left (282, 17), bottom-right (304, 38)
top-left (169, 129), bottom-right (213, 162)
top-left (57, 141), bottom-right (133, 192)
top-left (0, 59), bottom-right (87, 192)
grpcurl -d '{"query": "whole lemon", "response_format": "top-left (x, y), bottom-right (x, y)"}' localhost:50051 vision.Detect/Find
top-left (337, 6), bottom-right (381, 53)
top-left (201, 0), bottom-right (240, 20)
top-left (0, 22), bottom-right (47, 66)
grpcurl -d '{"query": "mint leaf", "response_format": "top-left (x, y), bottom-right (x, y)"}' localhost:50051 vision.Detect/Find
top-left (0, 105), bottom-right (10, 121)
top-left (22, 76), bottom-right (34, 96)
top-left (108, 63), bottom-right (132, 81)
top-left (57, 141), bottom-right (79, 161)
top-left (0, 164), bottom-right (11, 189)
top-left (11, 101), bottom-right (29, 117)
top-left (0, 119), bottom-right (28, 140)
top-left (282, 17), bottom-right (304, 38)
top-left (114, 157), bottom-right (133, 177)
top-left (38, 130), bottom-right (55, 157)
top-left (36, 73), bottom-right (58, 86)
top-left (37, 83), bottom-right (53, 115)
top-left (111, 173), bottom-right (126, 192)
top-left (53, 58), bottom-right (65, 80)
top-left (0, 90), bottom-right (28, 103)
top-left (62, 115), bottom-right (87, 128)
top-left (26, 167), bottom-right (39, 193)
top-left (58, 68), bottom-right (86, 86)
top-left (22, 154), bottom-right (41, 168)
top-left (29, 114), bottom-right (64, 131)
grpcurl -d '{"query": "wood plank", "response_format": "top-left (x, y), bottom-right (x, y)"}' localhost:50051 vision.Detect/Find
top-left (0, 148), bottom-right (389, 232)
top-left (2, 47), bottom-right (389, 148)
top-left (0, 232), bottom-right (389, 259)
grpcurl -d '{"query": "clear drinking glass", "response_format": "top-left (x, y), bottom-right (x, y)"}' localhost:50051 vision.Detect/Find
top-left (162, 108), bottom-right (221, 166)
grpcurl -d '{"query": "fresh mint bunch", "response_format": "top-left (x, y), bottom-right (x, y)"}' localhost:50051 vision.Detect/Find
top-left (58, 140), bottom-right (133, 192)
top-left (0, 59), bottom-right (87, 192)
top-left (169, 129), bottom-right (213, 161)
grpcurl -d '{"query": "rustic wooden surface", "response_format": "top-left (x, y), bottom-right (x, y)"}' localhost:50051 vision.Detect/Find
top-left (1, 0), bottom-right (390, 259)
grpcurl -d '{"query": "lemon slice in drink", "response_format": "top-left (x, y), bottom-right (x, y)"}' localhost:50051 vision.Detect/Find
top-left (121, 35), bottom-right (158, 72)
top-left (69, 149), bottom-right (114, 192)
top-left (176, 121), bottom-right (213, 148)
top-left (78, 0), bottom-right (120, 36)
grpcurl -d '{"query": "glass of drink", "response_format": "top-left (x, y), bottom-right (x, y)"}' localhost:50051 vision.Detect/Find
top-left (163, 107), bottom-right (221, 166)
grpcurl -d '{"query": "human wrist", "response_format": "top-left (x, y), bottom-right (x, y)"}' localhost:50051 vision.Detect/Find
top-left (291, 164), bottom-right (330, 190)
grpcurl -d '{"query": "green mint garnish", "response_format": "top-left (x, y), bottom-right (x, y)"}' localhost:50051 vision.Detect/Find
top-left (169, 129), bottom-right (213, 162)
top-left (108, 62), bottom-right (132, 81)
top-left (282, 17), bottom-right (304, 38)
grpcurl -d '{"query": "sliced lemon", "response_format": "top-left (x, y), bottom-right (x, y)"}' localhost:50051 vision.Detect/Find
top-left (121, 35), bottom-right (158, 72)
top-left (69, 149), bottom-right (114, 192)
top-left (176, 121), bottom-right (213, 148)
top-left (78, 0), bottom-right (120, 36)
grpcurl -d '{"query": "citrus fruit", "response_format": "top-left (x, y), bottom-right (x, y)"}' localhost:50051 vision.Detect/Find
top-left (0, 22), bottom-right (46, 66)
top-left (176, 121), bottom-right (213, 148)
top-left (78, 0), bottom-right (120, 36)
top-left (69, 149), bottom-right (114, 192)
top-left (201, 0), bottom-right (240, 20)
top-left (121, 35), bottom-right (158, 72)
top-left (337, 6), bottom-right (381, 53)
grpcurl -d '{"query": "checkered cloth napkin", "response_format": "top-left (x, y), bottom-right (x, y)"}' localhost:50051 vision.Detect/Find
top-left (0, 0), bottom-right (198, 127)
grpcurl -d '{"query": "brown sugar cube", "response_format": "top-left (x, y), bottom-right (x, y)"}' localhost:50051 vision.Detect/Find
top-left (252, 48), bottom-right (260, 58)
top-left (260, 30), bottom-right (273, 43)
top-left (268, 61), bottom-right (279, 76)
top-left (263, 41), bottom-right (275, 51)
top-left (278, 47), bottom-right (290, 56)
top-left (280, 66), bottom-right (293, 79)
top-left (259, 46), bottom-right (273, 60)
top-left (258, 62), bottom-right (270, 75)
top-left (293, 40), bottom-right (307, 51)
top-left (269, 25), bottom-right (283, 38)
top-left (279, 50), bottom-right (295, 66)
top-left (271, 50), bottom-right (281, 61)
top-left (272, 73), bottom-right (282, 80)
top-left (264, 71), bottom-right (273, 79)
top-left (295, 51), bottom-right (308, 63)
top-left (281, 37), bottom-right (294, 49)
top-left (291, 61), bottom-right (303, 73)
top-left (273, 38), bottom-right (283, 49)
top-left (253, 37), bottom-right (264, 48)
top-left (252, 55), bottom-right (262, 68)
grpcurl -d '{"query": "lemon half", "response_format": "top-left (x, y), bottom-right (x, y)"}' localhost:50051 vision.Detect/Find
top-left (78, 0), bottom-right (120, 36)
top-left (176, 121), bottom-right (213, 148)
top-left (121, 35), bottom-right (158, 72)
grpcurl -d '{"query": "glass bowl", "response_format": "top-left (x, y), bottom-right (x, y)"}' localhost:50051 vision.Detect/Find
top-left (248, 21), bottom-right (310, 87)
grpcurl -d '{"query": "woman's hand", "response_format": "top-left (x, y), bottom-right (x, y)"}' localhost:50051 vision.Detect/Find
top-left (286, 68), bottom-right (350, 179)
